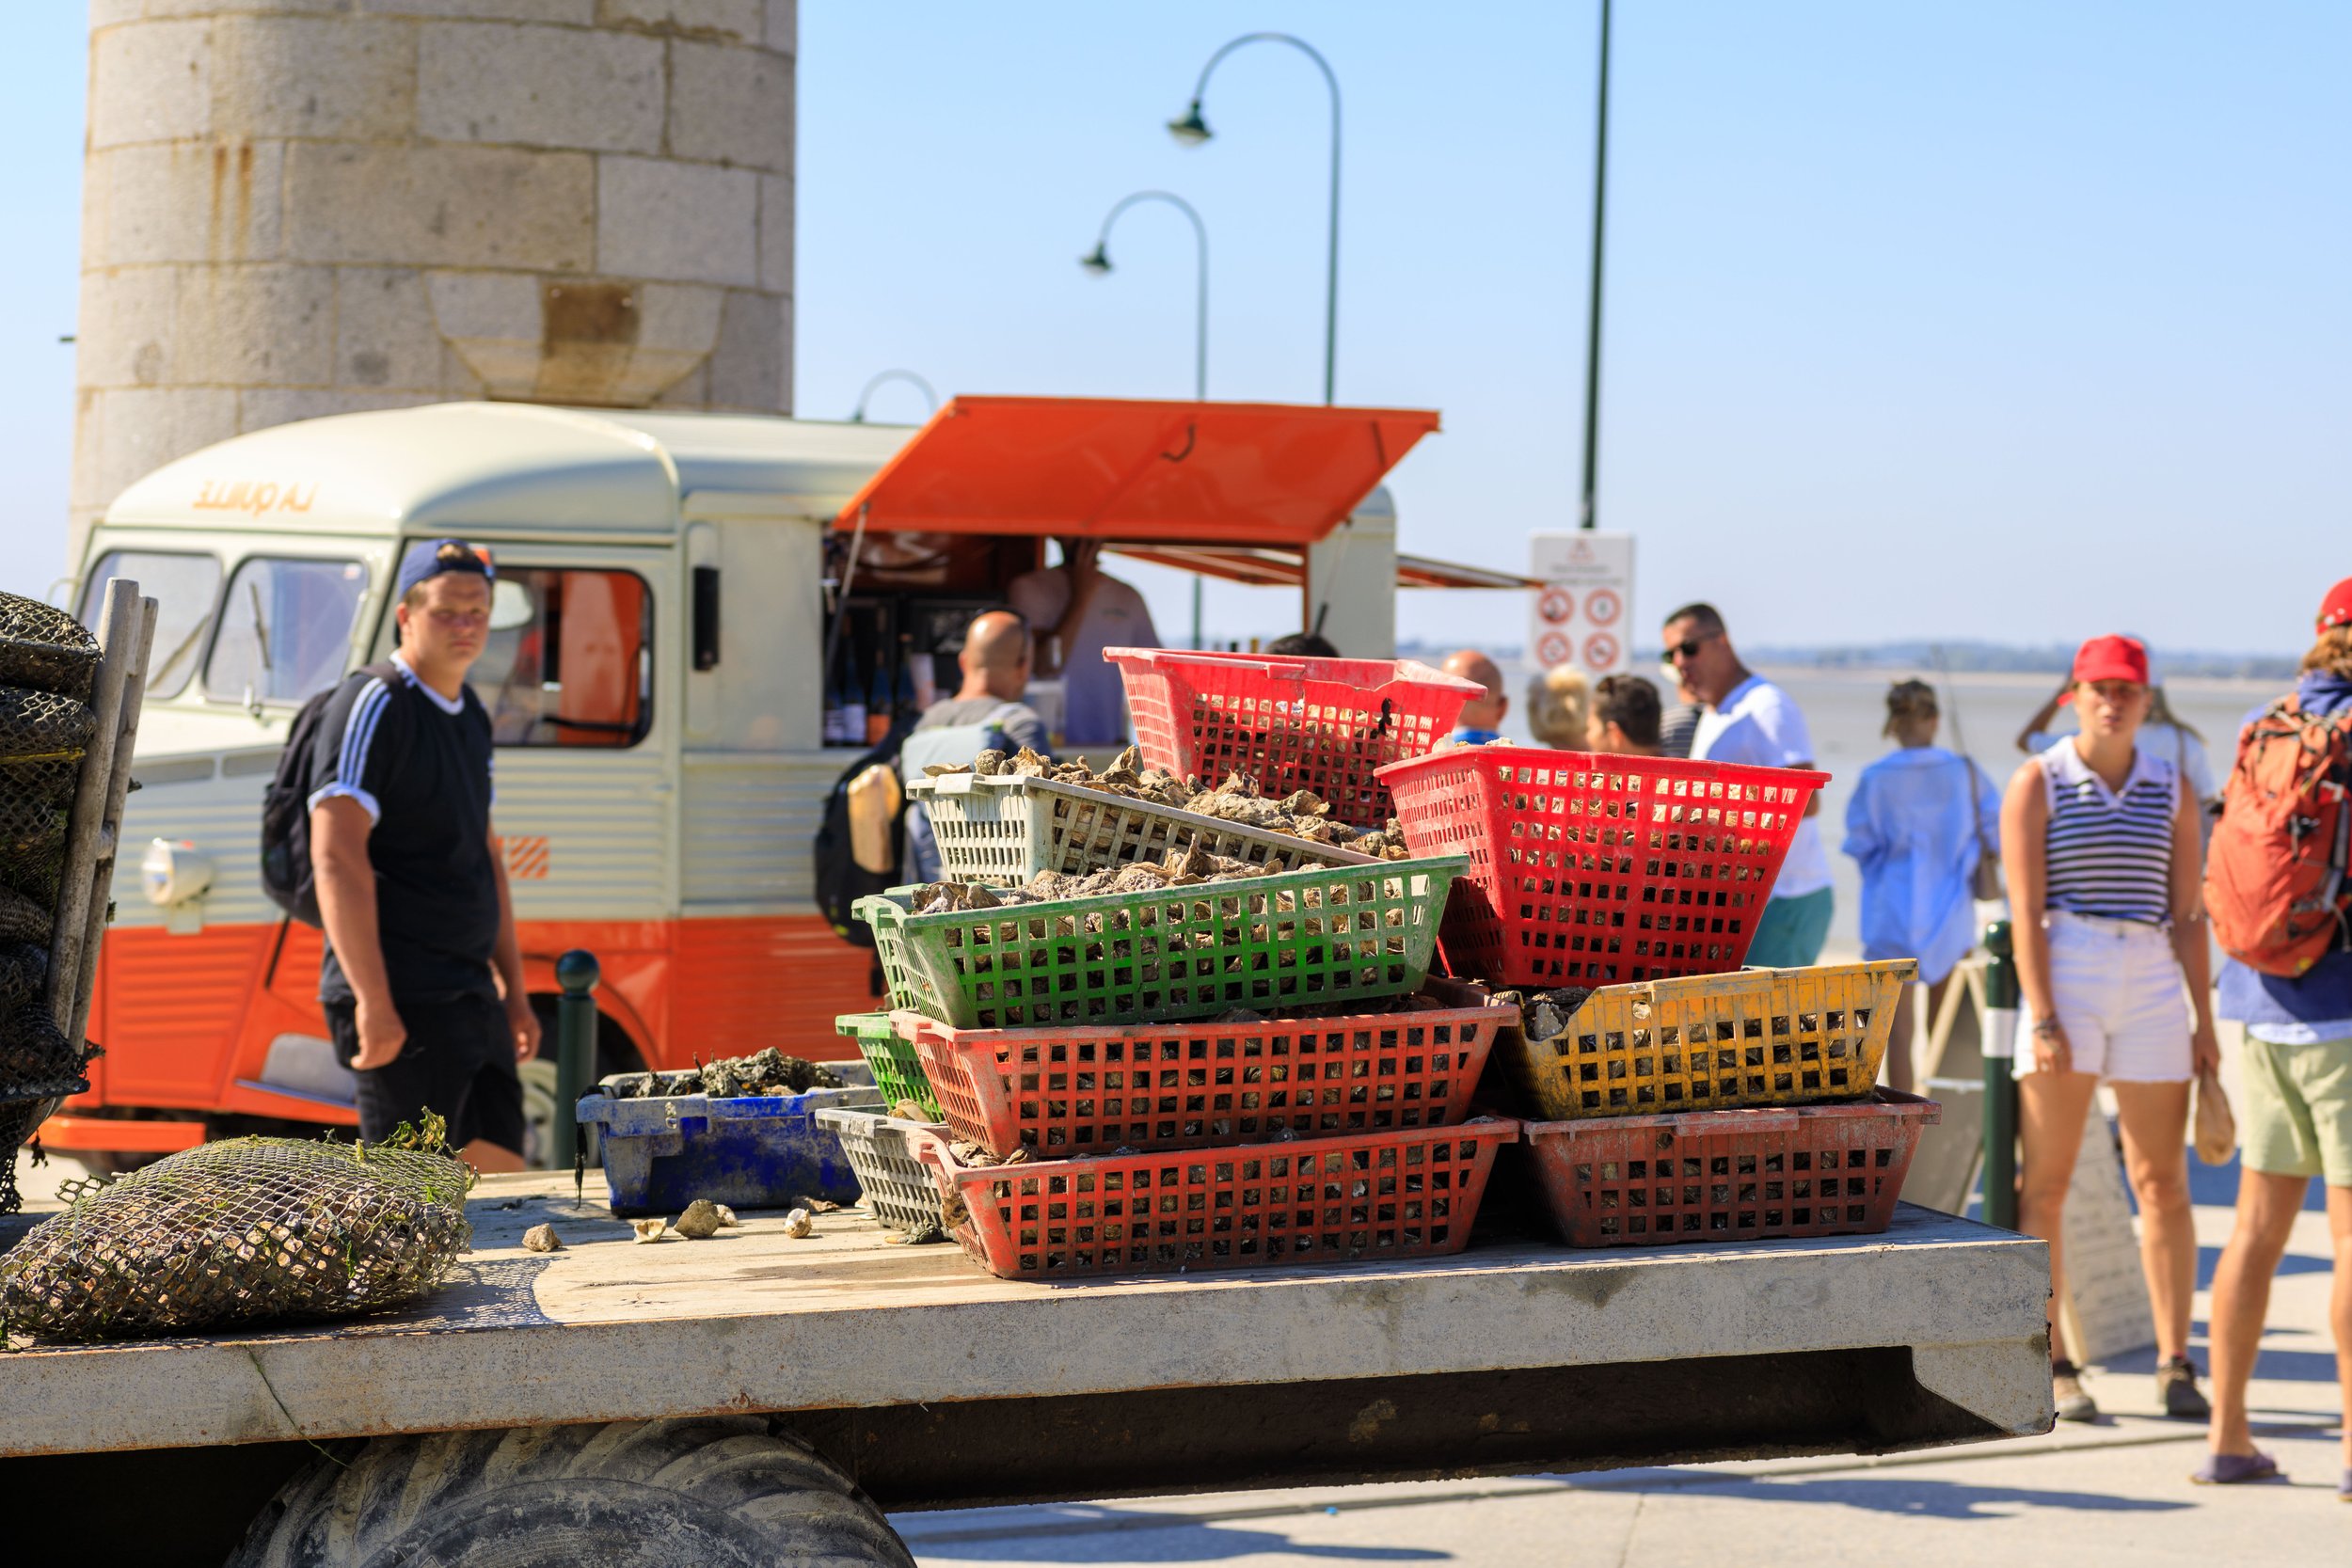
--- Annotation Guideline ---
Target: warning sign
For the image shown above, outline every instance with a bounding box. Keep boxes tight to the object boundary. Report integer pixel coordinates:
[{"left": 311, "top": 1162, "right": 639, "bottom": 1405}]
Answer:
[{"left": 1527, "top": 531, "right": 1633, "bottom": 676}]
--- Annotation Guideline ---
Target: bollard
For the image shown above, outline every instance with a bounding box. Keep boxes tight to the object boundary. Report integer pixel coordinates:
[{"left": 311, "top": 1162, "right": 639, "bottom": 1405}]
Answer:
[
  {"left": 1980, "top": 920, "right": 2019, "bottom": 1230},
  {"left": 553, "top": 949, "right": 600, "bottom": 1172}
]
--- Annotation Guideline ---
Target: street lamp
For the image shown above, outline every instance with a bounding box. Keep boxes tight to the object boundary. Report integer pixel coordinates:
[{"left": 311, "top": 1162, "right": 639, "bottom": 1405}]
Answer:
[
  {"left": 849, "top": 369, "right": 939, "bottom": 423},
  {"left": 1080, "top": 190, "right": 1210, "bottom": 647},
  {"left": 1579, "top": 0, "right": 1613, "bottom": 531},
  {"left": 1168, "top": 32, "right": 1340, "bottom": 404},
  {"left": 1079, "top": 191, "right": 1208, "bottom": 403}
]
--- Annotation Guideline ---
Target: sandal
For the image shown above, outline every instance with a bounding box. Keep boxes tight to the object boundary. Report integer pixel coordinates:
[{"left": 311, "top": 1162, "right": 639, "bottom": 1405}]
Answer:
[{"left": 2190, "top": 1450, "right": 2281, "bottom": 1485}]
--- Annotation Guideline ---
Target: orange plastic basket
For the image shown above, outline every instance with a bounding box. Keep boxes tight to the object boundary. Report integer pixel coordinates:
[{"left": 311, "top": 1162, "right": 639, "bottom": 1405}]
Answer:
[
  {"left": 1105, "top": 648, "right": 1483, "bottom": 828},
  {"left": 914, "top": 1118, "right": 1518, "bottom": 1280},
  {"left": 1521, "top": 1091, "right": 1937, "bottom": 1246},
  {"left": 895, "top": 978, "right": 1515, "bottom": 1160},
  {"left": 1375, "top": 748, "right": 1829, "bottom": 988}
]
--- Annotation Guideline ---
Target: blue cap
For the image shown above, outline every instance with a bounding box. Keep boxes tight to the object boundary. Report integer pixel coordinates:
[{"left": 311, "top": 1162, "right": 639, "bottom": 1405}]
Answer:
[{"left": 395, "top": 538, "right": 494, "bottom": 601}]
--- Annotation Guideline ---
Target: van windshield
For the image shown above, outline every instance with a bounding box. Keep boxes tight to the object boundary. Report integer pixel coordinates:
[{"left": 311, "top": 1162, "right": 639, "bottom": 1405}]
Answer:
[
  {"left": 204, "top": 558, "right": 370, "bottom": 705},
  {"left": 80, "top": 550, "right": 222, "bottom": 699}
]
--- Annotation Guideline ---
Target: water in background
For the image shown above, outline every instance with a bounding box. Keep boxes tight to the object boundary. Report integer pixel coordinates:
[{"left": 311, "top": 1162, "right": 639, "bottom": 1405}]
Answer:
[{"left": 1489, "top": 659, "right": 2280, "bottom": 957}]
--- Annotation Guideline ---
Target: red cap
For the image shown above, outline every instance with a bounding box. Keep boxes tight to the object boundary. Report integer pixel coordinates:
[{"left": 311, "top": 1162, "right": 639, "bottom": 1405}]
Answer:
[
  {"left": 2069, "top": 634, "right": 2149, "bottom": 689},
  {"left": 2319, "top": 577, "right": 2352, "bottom": 633}
]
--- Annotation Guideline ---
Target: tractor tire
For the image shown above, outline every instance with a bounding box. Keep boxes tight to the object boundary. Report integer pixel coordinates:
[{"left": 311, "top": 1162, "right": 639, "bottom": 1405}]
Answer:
[{"left": 224, "top": 1418, "right": 914, "bottom": 1568}]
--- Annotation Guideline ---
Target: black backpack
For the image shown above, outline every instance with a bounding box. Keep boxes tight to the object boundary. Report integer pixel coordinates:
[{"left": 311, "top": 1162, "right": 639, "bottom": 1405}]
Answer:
[
  {"left": 813, "top": 719, "right": 914, "bottom": 950},
  {"left": 260, "top": 660, "right": 400, "bottom": 927}
]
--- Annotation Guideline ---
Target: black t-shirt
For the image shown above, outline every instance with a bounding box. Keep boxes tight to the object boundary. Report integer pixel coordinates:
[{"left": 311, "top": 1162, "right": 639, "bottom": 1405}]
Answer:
[{"left": 308, "top": 657, "right": 501, "bottom": 1006}]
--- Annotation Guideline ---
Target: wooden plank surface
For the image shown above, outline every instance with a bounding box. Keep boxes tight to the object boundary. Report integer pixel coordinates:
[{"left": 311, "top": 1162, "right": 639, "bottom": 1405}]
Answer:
[{"left": 0, "top": 1170, "right": 2049, "bottom": 1460}]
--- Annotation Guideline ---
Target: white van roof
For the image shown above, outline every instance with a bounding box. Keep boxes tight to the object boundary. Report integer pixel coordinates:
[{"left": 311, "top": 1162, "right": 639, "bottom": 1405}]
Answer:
[{"left": 102, "top": 403, "right": 916, "bottom": 538}]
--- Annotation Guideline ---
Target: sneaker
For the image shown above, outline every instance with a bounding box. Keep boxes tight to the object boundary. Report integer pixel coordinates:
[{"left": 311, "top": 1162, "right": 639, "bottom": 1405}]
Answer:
[
  {"left": 2158, "top": 1357, "right": 2211, "bottom": 1420},
  {"left": 2053, "top": 1360, "right": 2099, "bottom": 1423}
]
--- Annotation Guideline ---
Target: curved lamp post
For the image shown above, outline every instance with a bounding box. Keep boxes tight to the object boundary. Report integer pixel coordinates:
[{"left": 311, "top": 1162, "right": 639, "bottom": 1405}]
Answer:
[
  {"left": 1080, "top": 191, "right": 1209, "bottom": 402},
  {"left": 849, "top": 369, "right": 939, "bottom": 423},
  {"left": 1080, "top": 190, "right": 1211, "bottom": 649},
  {"left": 1168, "top": 32, "right": 1340, "bottom": 404}
]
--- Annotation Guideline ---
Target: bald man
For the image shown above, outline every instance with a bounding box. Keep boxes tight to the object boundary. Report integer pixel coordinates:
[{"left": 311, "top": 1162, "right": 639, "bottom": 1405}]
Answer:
[
  {"left": 899, "top": 610, "right": 1054, "bottom": 879},
  {"left": 1441, "top": 649, "right": 1509, "bottom": 746}
]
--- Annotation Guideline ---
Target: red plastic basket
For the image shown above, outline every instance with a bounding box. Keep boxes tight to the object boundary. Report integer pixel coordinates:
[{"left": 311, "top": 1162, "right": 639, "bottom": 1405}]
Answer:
[
  {"left": 1105, "top": 648, "right": 1483, "bottom": 828},
  {"left": 1521, "top": 1091, "right": 1937, "bottom": 1247},
  {"left": 1376, "top": 747, "right": 1829, "bottom": 988},
  {"left": 914, "top": 1118, "right": 1517, "bottom": 1280},
  {"left": 895, "top": 978, "right": 1515, "bottom": 1160}
]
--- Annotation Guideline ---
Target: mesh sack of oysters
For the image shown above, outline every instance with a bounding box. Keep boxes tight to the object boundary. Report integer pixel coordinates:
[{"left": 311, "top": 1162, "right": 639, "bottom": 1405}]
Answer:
[
  {"left": 919, "top": 744, "right": 1415, "bottom": 860},
  {"left": 0, "top": 1120, "right": 472, "bottom": 1342}
]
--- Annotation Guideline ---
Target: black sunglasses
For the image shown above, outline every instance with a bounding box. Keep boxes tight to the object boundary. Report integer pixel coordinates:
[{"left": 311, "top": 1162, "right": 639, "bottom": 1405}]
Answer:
[{"left": 1665, "top": 631, "right": 1719, "bottom": 662}]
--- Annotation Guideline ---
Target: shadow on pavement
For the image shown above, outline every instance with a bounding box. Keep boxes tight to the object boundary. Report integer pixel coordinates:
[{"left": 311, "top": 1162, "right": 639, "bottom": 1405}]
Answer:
[
  {"left": 1616, "top": 1474, "right": 2195, "bottom": 1520},
  {"left": 2185, "top": 1152, "right": 2328, "bottom": 1212},
  {"left": 899, "top": 1505, "right": 1452, "bottom": 1563}
]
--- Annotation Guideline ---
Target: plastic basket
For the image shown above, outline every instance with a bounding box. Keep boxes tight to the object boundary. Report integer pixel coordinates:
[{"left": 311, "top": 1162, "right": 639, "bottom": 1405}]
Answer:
[
  {"left": 854, "top": 855, "right": 1466, "bottom": 1031},
  {"left": 1376, "top": 748, "right": 1829, "bottom": 988},
  {"left": 914, "top": 1118, "right": 1518, "bottom": 1280},
  {"left": 1522, "top": 1090, "right": 1938, "bottom": 1246},
  {"left": 814, "top": 1106, "right": 951, "bottom": 1239},
  {"left": 577, "top": 1082, "right": 882, "bottom": 1217},
  {"left": 897, "top": 977, "right": 1515, "bottom": 1159},
  {"left": 909, "top": 770, "right": 1375, "bottom": 888},
  {"left": 1105, "top": 648, "right": 1484, "bottom": 828},
  {"left": 835, "top": 1010, "right": 941, "bottom": 1120},
  {"left": 1500, "top": 960, "right": 1915, "bottom": 1120}
]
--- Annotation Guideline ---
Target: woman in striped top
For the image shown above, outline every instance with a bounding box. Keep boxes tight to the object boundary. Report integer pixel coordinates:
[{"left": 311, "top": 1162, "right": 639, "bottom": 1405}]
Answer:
[{"left": 2002, "top": 635, "right": 2219, "bottom": 1426}]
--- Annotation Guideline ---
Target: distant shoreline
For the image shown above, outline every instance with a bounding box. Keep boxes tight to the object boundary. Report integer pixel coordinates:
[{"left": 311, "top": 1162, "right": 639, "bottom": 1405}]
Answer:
[{"left": 1399, "top": 641, "right": 2298, "bottom": 684}]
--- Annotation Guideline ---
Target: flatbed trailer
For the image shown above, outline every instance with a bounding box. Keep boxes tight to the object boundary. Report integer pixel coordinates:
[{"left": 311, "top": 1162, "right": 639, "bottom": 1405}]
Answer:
[{"left": 0, "top": 1168, "right": 2050, "bottom": 1566}]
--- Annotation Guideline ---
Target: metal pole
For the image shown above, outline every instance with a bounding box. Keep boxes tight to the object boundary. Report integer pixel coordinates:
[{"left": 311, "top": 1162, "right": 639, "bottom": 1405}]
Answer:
[
  {"left": 1980, "top": 919, "right": 2019, "bottom": 1230},
  {"left": 1579, "top": 0, "right": 1613, "bottom": 531},
  {"left": 554, "top": 948, "right": 599, "bottom": 1170}
]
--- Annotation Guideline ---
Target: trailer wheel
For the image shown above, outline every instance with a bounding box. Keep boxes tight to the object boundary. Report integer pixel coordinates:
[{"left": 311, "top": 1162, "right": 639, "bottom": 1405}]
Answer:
[{"left": 224, "top": 1417, "right": 914, "bottom": 1568}]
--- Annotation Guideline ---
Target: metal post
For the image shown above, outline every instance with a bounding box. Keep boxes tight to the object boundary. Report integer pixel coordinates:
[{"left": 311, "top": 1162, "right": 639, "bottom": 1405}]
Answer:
[
  {"left": 1980, "top": 919, "right": 2019, "bottom": 1230},
  {"left": 554, "top": 949, "right": 599, "bottom": 1170},
  {"left": 1578, "top": 0, "right": 1613, "bottom": 531}
]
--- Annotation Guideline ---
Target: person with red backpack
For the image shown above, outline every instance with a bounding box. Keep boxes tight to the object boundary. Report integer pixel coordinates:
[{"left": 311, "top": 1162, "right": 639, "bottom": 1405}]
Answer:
[{"left": 2199, "top": 578, "right": 2352, "bottom": 1495}]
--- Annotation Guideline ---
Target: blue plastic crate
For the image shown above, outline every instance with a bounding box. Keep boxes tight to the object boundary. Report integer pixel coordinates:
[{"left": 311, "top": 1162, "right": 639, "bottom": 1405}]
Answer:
[{"left": 579, "top": 1082, "right": 882, "bottom": 1217}]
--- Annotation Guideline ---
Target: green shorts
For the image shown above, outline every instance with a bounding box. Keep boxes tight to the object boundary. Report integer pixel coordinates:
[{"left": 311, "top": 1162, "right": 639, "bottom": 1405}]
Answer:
[{"left": 2239, "top": 1034, "right": 2352, "bottom": 1189}]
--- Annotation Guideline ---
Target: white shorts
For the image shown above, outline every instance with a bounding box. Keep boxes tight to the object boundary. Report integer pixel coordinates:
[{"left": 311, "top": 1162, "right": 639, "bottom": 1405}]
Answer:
[{"left": 2013, "top": 911, "right": 2191, "bottom": 1083}]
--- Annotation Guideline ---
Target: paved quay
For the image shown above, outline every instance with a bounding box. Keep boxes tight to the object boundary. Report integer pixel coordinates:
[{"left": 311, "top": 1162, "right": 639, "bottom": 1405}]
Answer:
[{"left": 888, "top": 1155, "right": 2344, "bottom": 1566}]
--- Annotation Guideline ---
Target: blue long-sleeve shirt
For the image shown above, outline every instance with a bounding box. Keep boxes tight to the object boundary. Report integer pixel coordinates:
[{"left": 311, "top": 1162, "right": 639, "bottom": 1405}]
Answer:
[{"left": 1841, "top": 745, "right": 2001, "bottom": 986}]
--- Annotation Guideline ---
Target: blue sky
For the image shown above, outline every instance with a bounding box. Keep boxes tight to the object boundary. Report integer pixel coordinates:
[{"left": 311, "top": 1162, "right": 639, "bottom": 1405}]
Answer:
[{"left": 8, "top": 3, "right": 2347, "bottom": 657}]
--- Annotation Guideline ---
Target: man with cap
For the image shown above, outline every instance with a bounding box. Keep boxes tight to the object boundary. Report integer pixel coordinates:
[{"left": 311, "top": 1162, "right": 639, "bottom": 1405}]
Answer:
[
  {"left": 2201, "top": 575, "right": 2352, "bottom": 1495},
  {"left": 309, "top": 540, "right": 538, "bottom": 1171}
]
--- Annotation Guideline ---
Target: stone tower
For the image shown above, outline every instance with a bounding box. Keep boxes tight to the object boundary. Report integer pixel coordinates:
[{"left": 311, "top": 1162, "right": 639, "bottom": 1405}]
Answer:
[{"left": 73, "top": 1, "right": 796, "bottom": 551}]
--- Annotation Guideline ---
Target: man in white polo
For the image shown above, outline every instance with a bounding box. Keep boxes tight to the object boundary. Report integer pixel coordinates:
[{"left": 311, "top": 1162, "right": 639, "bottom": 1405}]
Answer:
[{"left": 1661, "top": 600, "right": 1835, "bottom": 969}]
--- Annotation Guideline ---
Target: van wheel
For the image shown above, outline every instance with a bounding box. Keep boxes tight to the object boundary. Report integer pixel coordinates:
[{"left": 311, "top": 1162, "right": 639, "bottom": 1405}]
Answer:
[{"left": 225, "top": 1418, "right": 914, "bottom": 1568}]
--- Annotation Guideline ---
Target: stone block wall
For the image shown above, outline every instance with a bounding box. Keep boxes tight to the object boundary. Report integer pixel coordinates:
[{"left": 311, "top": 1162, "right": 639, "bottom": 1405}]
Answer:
[{"left": 73, "top": 0, "right": 797, "bottom": 551}]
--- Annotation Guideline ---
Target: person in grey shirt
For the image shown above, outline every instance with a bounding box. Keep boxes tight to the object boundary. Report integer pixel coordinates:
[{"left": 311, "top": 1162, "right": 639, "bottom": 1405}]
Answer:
[{"left": 912, "top": 610, "right": 1051, "bottom": 755}]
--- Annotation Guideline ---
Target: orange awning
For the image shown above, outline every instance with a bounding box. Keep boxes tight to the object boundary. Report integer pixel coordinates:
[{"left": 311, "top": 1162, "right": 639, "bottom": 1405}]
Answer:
[
  {"left": 1108, "top": 544, "right": 1545, "bottom": 591},
  {"left": 834, "top": 396, "right": 1440, "bottom": 546}
]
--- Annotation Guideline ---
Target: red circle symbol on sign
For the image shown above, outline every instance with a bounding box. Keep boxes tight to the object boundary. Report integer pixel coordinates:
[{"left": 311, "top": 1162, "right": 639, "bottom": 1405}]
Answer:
[
  {"left": 1535, "top": 630, "right": 1573, "bottom": 668},
  {"left": 1582, "top": 587, "right": 1622, "bottom": 627},
  {"left": 1537, "top": 586, "right": 1575, "bottom": 624},
  {"left": 1583, "top": 632, "right": 1621, "bottom": 670}
]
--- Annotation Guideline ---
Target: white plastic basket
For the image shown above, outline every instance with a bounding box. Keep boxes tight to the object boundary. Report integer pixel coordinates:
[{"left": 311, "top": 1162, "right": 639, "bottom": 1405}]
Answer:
[
  {"left": 908, "top": 771, "right": 1373, "bottom": 888},
  {"left": 815, "top": 1106, "right": 950, "bottom": 1240}
]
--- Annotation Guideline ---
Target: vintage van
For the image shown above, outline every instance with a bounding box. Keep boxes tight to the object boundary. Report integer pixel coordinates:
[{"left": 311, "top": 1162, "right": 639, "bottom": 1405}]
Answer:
[{"left": 50, "top": 395, "right": 1512, "bottom": 1163}]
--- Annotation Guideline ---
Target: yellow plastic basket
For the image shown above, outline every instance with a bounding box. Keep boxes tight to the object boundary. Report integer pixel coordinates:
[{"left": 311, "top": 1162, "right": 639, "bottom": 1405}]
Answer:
[{"left": 1501, "top": 959, "right": 1915, "bottom": 1119}]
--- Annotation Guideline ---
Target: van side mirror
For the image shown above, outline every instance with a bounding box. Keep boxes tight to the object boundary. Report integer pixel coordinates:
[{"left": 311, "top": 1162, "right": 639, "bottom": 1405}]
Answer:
[{"left": 692, "top": 565, "right": 721, "bottom": 672}]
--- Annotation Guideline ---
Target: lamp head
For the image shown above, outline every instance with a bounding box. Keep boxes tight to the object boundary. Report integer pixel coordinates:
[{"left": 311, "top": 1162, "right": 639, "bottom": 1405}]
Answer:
[
  {"left": 1079, "top": 243, "right": 1112, "bottom": 276},
  {"left": 1167, "top": 102, "right": 1213, "bottom": 147}
]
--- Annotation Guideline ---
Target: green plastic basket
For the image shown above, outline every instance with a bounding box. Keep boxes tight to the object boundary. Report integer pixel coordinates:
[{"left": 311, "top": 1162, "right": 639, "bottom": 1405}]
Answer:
[
  {"left": 834, "top": 1010, "right": 943, "bottom": 1120},
  {"left": 853, "top": 855, "right": 1467, "bottom": 1031},
  {"left": 908, "top": 771, "right": 1374, "bottom": 888}
]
